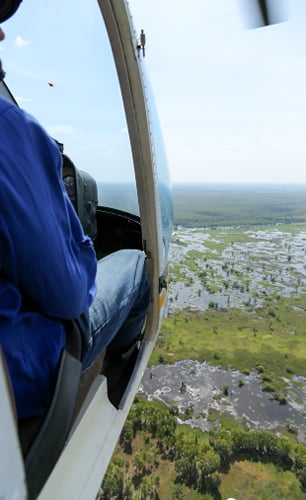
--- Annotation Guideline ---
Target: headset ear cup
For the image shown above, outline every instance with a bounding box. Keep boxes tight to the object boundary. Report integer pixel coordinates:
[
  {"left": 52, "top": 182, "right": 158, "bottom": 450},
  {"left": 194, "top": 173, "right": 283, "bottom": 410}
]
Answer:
[
  {"left": 0, "top": 0, "right": 22, "bottom": 23},
  {"left": 62, "top": 154, "right": 98, "bottom": 241}
]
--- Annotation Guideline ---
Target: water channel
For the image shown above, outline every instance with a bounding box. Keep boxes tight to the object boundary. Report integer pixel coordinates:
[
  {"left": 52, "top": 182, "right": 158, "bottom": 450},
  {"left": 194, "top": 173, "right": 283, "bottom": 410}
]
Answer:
[
  {"left": 139, "top": 226, "right": 306, "bottom": 442},
  {"left": 139, "top": 360, "right": 306, "bottom": 443}
]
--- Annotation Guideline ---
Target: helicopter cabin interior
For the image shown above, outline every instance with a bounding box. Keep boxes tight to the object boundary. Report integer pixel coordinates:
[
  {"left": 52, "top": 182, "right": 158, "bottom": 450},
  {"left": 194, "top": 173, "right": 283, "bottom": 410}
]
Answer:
[{"left": 0, "top": 0, "right": 173, "bottom": 498}]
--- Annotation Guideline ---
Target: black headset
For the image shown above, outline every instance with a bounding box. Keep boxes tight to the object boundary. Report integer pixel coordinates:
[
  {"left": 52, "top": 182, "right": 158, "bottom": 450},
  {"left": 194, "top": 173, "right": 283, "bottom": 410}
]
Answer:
[
  {"left": 0, "top": 0, "right": 22, "bottom": 23},
  {"left": 0, "top": 1, "right": 23, "bottom": 80}
]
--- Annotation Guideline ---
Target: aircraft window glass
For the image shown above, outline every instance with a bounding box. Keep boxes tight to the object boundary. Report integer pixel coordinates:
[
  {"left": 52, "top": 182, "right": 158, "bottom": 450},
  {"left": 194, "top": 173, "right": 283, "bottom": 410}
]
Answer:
[
  {"left": 142, "top": 66, "right": 173, "bottom": 269},
  {"left": 2, "top": 0, "right": 138, "bottom": 215},
  {"left": 0, "top": 81, "right": 16, "bottom": 103}
]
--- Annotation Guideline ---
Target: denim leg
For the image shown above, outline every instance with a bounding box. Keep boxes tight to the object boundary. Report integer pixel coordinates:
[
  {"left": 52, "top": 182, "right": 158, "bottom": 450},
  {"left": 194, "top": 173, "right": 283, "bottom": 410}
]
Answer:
[{"left": 78, "top": 249, "right": 151, "bottom": 369}]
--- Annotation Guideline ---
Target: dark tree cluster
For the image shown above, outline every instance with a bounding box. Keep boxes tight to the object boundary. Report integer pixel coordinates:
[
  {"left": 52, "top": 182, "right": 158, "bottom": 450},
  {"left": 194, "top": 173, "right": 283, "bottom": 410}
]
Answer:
[
  {"left": 101, "top": 399, "right": 306, "bottom": 498},
  {"left": 209, "top": 427, "right": 306, "bottom": 490}
]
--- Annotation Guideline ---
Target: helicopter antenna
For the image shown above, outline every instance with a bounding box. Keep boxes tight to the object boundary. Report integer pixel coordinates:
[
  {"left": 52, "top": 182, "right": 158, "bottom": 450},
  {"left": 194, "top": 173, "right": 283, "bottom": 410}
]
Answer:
[
  {"left": 137, "top": 29, "right": 146, "bottom": 58},
  {"left": 140, "top": 29, "right": 146, "bottom": 57}
]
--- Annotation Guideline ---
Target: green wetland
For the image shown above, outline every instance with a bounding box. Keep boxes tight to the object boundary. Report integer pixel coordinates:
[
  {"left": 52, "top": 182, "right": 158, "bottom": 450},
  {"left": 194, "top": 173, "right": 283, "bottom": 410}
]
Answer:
[
  {"left": 103, "top": 184, "right": 306, "bottom": 499},
  {"left": 142, "top": 222, "right": 306, "bottom": 437}
]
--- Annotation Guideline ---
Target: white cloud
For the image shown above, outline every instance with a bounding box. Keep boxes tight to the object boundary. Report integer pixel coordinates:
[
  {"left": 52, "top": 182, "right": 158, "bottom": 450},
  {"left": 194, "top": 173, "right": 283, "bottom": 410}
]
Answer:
[
  {"left": 46, "top": 124, "right": 74, "bottom": 135},
  {"left": 15, "top": 96, "right": 33, "bottom": 103},
  {"left": 14, "top": 36, "right": 30, "bottom": 48}
]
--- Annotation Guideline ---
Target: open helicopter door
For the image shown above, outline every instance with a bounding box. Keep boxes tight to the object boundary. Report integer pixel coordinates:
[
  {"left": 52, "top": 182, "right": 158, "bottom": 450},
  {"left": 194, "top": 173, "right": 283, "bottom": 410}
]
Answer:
[
  {"left": 99, "top": 0, "right": 173, "bottom": 344},
  {"left": 0, "top": 0, "right": 172, "bottom": 498}
]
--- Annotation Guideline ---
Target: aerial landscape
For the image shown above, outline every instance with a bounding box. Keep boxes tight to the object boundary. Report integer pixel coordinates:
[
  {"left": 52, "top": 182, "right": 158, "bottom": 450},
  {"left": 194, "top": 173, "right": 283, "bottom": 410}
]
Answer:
[
  {"left": 3, "top": 0, "right": 306, "bottom": 498},
  {"left": 102, "top": 183, "right": 306, "bottom": 499}
]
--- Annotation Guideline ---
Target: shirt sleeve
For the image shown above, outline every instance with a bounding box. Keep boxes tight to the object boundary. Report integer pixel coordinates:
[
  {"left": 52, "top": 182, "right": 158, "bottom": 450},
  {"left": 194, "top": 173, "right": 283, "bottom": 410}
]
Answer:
[{"left": 0, "top": 99, "right": 97, "bottom": 319}]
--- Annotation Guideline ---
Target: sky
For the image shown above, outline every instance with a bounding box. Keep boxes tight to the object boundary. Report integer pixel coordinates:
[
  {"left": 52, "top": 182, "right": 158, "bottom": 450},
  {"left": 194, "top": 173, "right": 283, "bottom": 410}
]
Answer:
[
  {"left": 1, "top": 0, "right": 306, "bottom": 184},
  {"left": 129, "top": 0, "right": 306, "bottom": 184}
]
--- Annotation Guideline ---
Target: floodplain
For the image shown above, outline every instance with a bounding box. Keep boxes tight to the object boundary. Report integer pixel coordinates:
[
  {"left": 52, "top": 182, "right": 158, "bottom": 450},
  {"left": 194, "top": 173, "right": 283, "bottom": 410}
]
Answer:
[
  {"left": 144, "top": 222, "right": 306, "bottom": 438},
  {"left": 103, "top": 183, "right": 306, "bottom": 499}
]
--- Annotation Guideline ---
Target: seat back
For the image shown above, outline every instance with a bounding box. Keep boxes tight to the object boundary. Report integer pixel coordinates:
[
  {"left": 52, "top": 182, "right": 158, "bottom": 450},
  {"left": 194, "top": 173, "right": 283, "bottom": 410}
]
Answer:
[
  {"left": 19, "top": 321, "right": 82, "bottom": 499},
  {"left": 24, "top": 350, "right": 82, "bottom": 499}
]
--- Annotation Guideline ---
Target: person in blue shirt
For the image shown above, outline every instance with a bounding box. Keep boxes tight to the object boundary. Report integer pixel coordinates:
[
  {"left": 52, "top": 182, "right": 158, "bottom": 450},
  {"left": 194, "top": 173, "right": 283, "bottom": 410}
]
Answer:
[{"left": 0, "top": 2, "right": 151, "bottom": 420}]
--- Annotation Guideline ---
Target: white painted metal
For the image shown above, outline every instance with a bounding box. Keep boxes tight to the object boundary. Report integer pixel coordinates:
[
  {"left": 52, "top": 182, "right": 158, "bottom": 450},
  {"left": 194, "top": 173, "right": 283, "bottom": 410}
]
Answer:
[
  {"left": 0, "top": 355, "right": 27, "bottom": 500},
  {"left": 38, "top": 375, "right": 115, "bottom": 499},
  {"left": 98, "top": 0, "right": 164, "bottom": 342},
  {"left": 38, "top": 339, "right": 156, "bottom": 499}
]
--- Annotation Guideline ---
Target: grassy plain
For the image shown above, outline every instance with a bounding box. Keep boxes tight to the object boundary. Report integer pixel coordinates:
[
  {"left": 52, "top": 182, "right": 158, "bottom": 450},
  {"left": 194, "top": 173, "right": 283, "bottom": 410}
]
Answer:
[
  {"left": 151, "top": 296, "right": 306, "bottom": 398},
  {"left": 164, "top": 217, "right": 306, "bottom": 397},
  {"left": 173, "top": 183, "right": 306, "bottom": 227},
  {"left": 219, "top": 461, "right": 306, "bottom": 500}
]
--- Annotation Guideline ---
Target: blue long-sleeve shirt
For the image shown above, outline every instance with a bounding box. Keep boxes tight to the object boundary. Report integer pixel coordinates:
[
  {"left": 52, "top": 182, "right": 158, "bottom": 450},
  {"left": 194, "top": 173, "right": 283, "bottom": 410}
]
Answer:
[{"left": 0, "top": 96, "right": 97, "bottom": 419}]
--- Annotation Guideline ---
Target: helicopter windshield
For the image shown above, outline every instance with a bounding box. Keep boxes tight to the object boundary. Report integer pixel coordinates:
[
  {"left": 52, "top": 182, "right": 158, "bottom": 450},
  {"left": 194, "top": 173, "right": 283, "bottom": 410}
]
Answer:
[
  {"left": 1, "top": 0, "right": 138, "bottom": 215},
  {"left": 141, "top": 66, "right": 173, "bottom": 269}
]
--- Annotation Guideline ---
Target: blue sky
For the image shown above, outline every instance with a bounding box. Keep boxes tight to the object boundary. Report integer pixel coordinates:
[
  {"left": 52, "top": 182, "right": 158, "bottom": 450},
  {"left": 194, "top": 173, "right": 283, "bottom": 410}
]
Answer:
[
  {"left": 1, "top": 0, "right": 306, "bottom": 184},
  {"left": 129, "top": 0, "right": 306, "bottom": 183}
]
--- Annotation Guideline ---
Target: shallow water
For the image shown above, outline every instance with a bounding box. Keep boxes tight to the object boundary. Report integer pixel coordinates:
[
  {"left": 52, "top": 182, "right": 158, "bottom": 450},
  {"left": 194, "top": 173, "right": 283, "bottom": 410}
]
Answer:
[
  {"left": 169, "top": 227, "right": 306, "bottom": 312},
  {"left": 139, "top": 360, "right": 306, "bottom": 442},
  {"left": 143, "top": 226, "right": 306, "bottom": 440}
]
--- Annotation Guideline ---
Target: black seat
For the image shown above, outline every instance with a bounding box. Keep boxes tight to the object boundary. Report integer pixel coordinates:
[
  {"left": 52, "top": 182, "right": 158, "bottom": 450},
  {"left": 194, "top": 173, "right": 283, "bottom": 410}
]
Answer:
[{"left": 19, "top": 321, "right": 82, "bottom": 500}]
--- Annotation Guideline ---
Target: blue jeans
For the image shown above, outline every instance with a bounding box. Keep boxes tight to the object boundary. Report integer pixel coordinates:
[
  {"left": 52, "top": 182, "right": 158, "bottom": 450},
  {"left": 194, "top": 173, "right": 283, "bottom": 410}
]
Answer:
[{"left": 77, "top": 249, "right": 151, "bottom": 369}]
